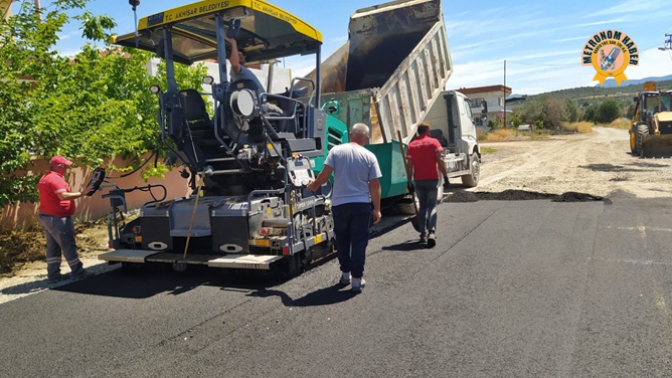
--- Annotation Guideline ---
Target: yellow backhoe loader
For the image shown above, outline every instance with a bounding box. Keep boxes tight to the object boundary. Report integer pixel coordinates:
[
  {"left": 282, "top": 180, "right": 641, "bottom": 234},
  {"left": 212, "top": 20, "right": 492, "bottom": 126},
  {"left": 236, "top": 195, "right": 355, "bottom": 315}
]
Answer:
[{"left": 629, "top": 81, "right": 672, "bottom": 157}]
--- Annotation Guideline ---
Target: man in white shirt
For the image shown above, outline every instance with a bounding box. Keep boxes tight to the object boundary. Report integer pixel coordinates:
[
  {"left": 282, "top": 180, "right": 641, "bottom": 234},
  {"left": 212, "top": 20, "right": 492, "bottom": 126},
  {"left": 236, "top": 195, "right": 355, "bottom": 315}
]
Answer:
[{"left": 307, "top": 123, "right": 382, "bottom": 293}]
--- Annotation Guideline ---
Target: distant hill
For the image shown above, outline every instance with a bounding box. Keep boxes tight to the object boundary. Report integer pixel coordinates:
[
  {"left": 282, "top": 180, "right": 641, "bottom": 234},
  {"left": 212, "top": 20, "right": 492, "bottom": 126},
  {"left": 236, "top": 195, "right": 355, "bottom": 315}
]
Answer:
[
  {"left": 596, "top": 74, "right": 672, "bottom": 88},
  {"left": 525, "top": 75, "right": 672, "bottom": 107}
]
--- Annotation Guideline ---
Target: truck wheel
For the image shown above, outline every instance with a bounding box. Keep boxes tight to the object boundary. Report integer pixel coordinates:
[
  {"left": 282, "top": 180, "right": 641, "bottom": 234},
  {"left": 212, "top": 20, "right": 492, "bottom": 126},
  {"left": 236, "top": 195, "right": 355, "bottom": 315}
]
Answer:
[
  {"left": 283, "top": 251, "right": 306, "bottom": 278},
  {"left": 635, "top": 123, "right": 649, "bottom": 157},
  {"left": 461, "top": 153, "right": 480, "bottom": 187},
  {"left": 395, "top": 195, "right": 419, "bottom": 215}
]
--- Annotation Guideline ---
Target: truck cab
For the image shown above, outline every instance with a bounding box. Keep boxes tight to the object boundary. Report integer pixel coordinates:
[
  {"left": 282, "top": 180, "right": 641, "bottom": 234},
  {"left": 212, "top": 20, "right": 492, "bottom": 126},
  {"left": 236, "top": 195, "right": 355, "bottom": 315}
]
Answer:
[{"left": 423, "top": 90, "right": 480, "bottom": 188}]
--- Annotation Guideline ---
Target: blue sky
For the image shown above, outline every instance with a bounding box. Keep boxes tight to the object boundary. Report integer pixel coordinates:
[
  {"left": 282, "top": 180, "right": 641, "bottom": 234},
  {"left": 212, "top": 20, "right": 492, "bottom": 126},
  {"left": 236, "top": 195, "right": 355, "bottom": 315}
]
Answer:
[{"left": 18, "top": 0, "right": 672, "bottom": 95}]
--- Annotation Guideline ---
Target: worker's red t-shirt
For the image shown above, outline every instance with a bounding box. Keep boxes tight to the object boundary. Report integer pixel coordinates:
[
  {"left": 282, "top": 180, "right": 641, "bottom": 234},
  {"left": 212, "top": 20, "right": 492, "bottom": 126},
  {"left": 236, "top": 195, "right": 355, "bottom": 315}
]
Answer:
[
  {"left": 406, "top": 135, "right": 444, "bottom": 181},
  {"left": 38, "top": 171, "right": 75, "bottom": 217}
]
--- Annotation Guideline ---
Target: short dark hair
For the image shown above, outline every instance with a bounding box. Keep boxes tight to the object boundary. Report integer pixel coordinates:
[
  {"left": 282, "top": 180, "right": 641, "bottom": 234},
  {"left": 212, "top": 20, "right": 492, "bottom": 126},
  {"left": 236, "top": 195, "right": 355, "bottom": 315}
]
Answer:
[{"left": 417, "top": 122, "right": 430, "bottom": 135}]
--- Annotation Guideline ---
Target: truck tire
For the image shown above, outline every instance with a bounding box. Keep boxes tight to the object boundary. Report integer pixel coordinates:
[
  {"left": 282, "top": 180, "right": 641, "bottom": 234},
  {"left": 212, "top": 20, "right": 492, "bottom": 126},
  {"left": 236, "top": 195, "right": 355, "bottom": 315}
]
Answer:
[
  {"left": 635, "top": 123, "right": 649, "bottom": 157},
  {"left": 396, "top": 195, "right": 419, "bottom": 216},
  {"left": 461, "top": 153, "right": 480, "bottom": 187}
]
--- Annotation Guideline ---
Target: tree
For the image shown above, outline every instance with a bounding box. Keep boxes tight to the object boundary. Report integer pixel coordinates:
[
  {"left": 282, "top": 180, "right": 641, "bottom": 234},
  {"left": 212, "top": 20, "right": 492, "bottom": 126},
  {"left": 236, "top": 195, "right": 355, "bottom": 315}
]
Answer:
[
  {"left": 564, "top": 99, "right": 580, "bottom": 123},
  {"left": 595, "top": 99, "right": 621, "bottom": 124},
  {"left": 508, "top": 111, "right": 523, "bottom": 129},
  {"left": 583, "top": 103, "right": 599, "bottom": 123},
  {"left": 0, "top": 0, "right": 207, "bottom": 207},
  {"left": 520, "top": 95, "right": 565, "bottom": 129},
  {"left": 624, "top": 103, "right": 636, "bottom": 119}
]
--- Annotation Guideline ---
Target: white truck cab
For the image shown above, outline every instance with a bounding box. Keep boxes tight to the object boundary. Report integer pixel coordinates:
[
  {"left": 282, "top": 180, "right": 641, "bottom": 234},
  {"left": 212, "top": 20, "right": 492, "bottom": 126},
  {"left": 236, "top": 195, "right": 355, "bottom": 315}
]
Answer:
[{"left": 422, "top": 90, "right": 480, "bottom": 188}]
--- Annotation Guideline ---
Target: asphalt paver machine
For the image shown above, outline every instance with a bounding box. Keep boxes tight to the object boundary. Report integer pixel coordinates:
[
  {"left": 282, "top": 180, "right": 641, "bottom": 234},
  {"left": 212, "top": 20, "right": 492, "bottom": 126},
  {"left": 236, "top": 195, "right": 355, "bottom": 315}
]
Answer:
[{"left": 99, "top": 0, "right": 349, "bottom": 276}]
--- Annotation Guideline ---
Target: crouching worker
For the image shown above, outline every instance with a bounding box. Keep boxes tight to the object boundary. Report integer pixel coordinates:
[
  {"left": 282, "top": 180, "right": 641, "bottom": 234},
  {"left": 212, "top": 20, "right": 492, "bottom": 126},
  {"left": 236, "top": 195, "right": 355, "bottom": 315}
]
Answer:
[{"left": 307, "top": 123, "right": 382, "bottom": 293}]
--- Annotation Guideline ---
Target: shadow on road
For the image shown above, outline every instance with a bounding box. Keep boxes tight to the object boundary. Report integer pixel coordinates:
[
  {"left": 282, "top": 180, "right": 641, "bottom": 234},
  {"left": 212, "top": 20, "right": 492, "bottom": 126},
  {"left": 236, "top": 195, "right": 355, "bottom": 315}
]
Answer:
[
  {"left": 248, "top": 282, "right": 357, "bottom": 307},
  {"left": 382, "top": 240, "right": 424, "bottom": 251},
  {"left": 578, "top": 162, "right": 666, "bottom": 173},
  {"left": 44, "top": 267, "right": 286, "bottom": 300}
]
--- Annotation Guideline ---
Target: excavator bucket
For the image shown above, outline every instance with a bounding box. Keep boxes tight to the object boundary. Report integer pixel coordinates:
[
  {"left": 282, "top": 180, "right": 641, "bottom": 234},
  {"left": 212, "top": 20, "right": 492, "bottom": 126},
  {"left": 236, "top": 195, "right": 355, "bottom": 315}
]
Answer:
[
  {"left": 345, "top": 0, "right": 442, "bottom": 91},
  {"left": 641, "top": 134, "right": 672, "bottom": 157},
  {"left": 641, "top": 112, "right": 672, "bottom": 157}
]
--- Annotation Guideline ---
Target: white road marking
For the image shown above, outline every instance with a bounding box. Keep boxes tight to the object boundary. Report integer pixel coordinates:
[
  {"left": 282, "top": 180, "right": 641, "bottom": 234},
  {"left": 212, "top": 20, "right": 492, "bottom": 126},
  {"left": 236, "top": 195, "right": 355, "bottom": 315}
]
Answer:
[
  {"left": 592, "top": 257, "right": 672, "bottom": 267},
  {"left": 603, "top": 226, "right": 672, "bottom": 233}
]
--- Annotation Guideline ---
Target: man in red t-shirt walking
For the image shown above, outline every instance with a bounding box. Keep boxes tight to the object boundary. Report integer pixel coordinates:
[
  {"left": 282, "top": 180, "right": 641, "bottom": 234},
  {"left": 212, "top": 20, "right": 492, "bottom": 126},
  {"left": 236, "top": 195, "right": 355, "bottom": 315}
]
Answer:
[
  {"left": 38, "top": 156, "right": 93, "bottom": 283},
  {"left": 405, "top": 123, "right": 449, "bottom": 247}
]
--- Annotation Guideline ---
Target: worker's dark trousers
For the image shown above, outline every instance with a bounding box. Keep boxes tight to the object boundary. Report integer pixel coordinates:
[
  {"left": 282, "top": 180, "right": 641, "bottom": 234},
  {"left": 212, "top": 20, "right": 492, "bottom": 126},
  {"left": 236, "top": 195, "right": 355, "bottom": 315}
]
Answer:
[
  {"left": 38, "top": 214, "right": 85, "bottom": 279},
  {"left": 415, "top": 179, "right": 439, "bottom": 236},
  {"left": 332, "top": 202, "right": 372, "bottom": 279}
]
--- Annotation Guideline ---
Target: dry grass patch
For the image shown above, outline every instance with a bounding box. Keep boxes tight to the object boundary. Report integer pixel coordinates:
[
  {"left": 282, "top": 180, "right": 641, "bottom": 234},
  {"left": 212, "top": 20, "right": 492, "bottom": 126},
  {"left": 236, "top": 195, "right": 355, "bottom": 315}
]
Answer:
[
  {"left": 0, "top": 217, "right": 113, "bottom": 276},
  {"left": 606, "top": 118, "right": 631, "bottom": 129},
  {"left": 493, "top": 129, "right": 515, "bottom": 138},
  {"left": 563, "top": 122, "right": 594, "bottom": 133}
]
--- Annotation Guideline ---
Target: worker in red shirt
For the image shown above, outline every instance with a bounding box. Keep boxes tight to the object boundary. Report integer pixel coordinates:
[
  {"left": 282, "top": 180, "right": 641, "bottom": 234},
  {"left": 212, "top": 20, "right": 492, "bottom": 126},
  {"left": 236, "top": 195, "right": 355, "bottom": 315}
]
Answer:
[
  {"left": 405, "top": 123, "right": 449, "bottom": 247},
  {"left": 38, "top": 155, "right": 94, "bottom": 283}
]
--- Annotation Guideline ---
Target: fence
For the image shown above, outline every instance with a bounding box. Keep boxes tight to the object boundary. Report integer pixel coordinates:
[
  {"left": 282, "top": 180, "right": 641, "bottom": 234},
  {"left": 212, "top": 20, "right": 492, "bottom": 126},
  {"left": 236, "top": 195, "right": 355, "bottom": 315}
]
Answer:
[{"left": 1, "top": 156, "right": 190, "bottom": 231}]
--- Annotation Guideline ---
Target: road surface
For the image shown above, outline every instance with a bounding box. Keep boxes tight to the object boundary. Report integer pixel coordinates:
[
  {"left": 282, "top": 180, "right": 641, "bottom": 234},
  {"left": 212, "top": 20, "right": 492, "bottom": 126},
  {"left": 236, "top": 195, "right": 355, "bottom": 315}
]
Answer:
[{"left": 1, "top": 128, "right": 671, "bottom": 378}]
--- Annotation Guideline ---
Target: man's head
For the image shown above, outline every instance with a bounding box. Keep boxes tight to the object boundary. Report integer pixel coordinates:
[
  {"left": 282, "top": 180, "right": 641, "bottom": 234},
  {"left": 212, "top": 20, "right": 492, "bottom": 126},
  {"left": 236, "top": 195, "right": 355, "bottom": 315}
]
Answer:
[
  {"left": 417, "top": 122, "right": 430, "bottom": 136},
  {"left": 49, "top": 155, "right": 73, "bottom": 174},
  {"left": 226, "top": 48, "right": 246, "bottom": 66},
  {"left": 350, "top": 123, "right": 370, "bottom": 146}
]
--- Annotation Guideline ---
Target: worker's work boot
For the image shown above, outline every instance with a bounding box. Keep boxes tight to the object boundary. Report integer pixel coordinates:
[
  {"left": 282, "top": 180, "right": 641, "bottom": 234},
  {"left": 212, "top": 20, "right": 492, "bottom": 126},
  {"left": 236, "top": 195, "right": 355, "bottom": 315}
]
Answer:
[
  {"left": 351, "top": 278, "right": 366, "bottom": 293},
  {"left": 419, "top": 233, "right": 427, "bottom": 245},
  {"left": 427, "top": 233, "right": 436, "bottom": 248}
]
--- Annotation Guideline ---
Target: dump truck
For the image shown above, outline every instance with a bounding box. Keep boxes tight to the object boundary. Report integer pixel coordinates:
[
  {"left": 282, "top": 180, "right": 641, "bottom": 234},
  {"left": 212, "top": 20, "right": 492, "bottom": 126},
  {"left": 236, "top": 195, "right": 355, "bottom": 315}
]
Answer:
[
  {"left": 630, "top": 81, "right": 672, "bottom": 158},
  {"left": 97, "top": 0, "right": 353, "bottom": 276},
  {"left": 304, "top": 0, "right": 480, "bottom": 209}
]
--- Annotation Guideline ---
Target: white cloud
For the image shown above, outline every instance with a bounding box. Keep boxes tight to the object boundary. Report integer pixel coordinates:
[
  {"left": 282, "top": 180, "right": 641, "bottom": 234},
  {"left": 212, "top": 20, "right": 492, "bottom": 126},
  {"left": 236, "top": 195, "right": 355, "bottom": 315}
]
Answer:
[
  {"left": 56, "top": 49, "right": 82, "bottom": 58},
  {"left": 552, "top": 36, "right": 589, "bottom": 43},
  {"left": 586, "top": 0, "right": 664, "bottom": 18},
  {"left": 57, "top": 30, "right": 79, "bottom": 41},
  {"left": 448, "top": 47, "right": 672, "bottom": 95},
  {"left": 624, "top": 48, "right": 672, "bottom": 79},
  {"left": 286, "top": 57, "right": 317, "bottom": 78},
  {"left": 568, "top": 18, "right": 627, "bottom": 29}
]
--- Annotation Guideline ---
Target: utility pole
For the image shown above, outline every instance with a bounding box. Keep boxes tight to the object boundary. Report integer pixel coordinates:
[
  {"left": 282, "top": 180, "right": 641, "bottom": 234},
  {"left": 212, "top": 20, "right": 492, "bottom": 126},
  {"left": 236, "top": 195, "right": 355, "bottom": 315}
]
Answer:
[
  {"left": 503, "top": 59, "right": 507, "bottom": 129},
  {"left": 659, "top": 34, "right": 672, "bottom": 51},
  {"left": 35, "top": 0, "right": 41, "bottom": 23}
]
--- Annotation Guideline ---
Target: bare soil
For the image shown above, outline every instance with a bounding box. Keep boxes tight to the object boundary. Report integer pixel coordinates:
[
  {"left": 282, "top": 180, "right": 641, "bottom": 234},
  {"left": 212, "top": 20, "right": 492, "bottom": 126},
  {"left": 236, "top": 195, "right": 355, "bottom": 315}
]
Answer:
[{"left": 449, "top": 127, "right": 672, "bottom": 201}]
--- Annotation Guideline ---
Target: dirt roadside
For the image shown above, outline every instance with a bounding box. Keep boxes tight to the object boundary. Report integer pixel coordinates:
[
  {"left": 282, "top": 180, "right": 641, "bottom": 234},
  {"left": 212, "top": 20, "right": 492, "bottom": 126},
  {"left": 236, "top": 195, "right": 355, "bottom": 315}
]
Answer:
[
  {"left": 455, "top": 126, "right": 672, "bottom": 200},
  {"left": 1, "top": 126, "right": 670, "bottom": 302}
]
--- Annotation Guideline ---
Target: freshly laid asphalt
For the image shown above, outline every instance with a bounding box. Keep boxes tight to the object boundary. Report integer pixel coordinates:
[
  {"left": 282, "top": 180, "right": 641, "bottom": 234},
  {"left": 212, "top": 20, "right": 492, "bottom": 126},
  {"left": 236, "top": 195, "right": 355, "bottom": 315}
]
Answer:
[{"left": 2, "top": 194, "right": 672, "bottom": 378}]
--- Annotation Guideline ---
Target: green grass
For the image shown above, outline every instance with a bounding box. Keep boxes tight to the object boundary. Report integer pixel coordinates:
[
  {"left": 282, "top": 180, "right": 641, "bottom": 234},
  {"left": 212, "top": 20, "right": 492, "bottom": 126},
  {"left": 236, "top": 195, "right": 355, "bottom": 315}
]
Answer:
[{"left": 481, "top": 147, "right": 497, "bottom": 154}]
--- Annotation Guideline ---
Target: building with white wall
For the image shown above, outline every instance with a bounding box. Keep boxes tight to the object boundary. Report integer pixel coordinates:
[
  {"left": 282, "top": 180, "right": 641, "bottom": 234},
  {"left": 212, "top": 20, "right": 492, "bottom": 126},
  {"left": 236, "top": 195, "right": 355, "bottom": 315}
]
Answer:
[
  {"left": 144, "top": 58, "right": 294, "bottom": 97},
  {"left": 455, "top": 85, "right": 513, "bottom": 126}
]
